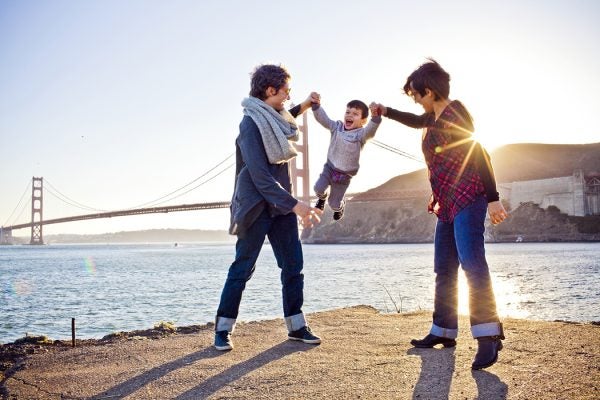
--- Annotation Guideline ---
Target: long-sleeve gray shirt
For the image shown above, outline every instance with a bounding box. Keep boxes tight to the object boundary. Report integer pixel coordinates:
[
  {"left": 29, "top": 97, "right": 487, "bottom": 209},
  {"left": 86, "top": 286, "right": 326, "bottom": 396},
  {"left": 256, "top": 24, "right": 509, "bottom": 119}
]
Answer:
[{"left": 312, "top": 105, "right": 381, "bottom": 175}]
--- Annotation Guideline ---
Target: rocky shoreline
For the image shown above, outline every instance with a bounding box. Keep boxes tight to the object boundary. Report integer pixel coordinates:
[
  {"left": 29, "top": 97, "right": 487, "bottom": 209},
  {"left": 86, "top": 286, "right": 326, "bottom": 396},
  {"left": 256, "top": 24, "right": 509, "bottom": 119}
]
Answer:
[
  {"left": 0, "top": 322, "right": 211, "bottom": 384},
  {"left": 303, "top": 200, "right": 600, "bottom": 243}
]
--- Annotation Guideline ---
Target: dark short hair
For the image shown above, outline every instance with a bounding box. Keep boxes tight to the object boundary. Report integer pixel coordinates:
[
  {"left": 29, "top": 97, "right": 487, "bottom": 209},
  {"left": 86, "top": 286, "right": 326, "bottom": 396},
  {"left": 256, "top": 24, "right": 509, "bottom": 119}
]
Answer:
[
  {"left": 403, "top": 59, "right": 450, "bottom": 101},
  {"left": 346, "top": 99, "right": 369, "bottom": 119},
  {"left": 249, "top": 64, "right": 290, "bottom": 100}
]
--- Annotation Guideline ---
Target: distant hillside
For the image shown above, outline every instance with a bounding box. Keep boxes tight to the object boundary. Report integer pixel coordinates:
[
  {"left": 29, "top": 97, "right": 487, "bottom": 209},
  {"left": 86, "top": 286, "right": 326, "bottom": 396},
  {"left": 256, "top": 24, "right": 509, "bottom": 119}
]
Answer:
[
  {"left": 365, "top": 142, "right": 600, "bottom": 195},
  {"left": 44, "top": 229, "right": 234, "bottom": 244},
  {"left": 490, "top": 142, "right": 600, "bottom": 183},
  {"left": 304, "top": 142, "right": 600, "bottom": 243}
]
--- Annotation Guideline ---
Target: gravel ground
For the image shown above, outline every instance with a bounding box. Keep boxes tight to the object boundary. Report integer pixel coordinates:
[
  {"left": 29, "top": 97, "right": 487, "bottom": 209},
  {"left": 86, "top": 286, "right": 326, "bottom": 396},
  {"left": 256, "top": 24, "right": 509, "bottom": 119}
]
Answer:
[{"left": 1, "top": 306, "right": 599, "bottom": 399}]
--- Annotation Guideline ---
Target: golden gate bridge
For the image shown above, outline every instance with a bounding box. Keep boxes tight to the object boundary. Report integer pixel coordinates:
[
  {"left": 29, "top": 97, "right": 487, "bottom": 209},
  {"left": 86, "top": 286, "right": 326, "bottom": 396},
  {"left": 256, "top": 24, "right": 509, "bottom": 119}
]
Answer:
[
  {"left": 1, "top": 114, "right": 314, "bottom": 245},
  {"left": 1, "top": 115, "right": 424, "bottom": 245}
]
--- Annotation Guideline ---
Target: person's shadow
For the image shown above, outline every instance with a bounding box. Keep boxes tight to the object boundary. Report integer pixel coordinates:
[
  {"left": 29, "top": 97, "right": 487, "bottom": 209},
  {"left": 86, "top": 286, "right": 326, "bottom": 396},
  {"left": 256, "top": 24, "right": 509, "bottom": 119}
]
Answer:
[
  {"left": 91, "top": 341, "right": 313, "bottom": 400},
  {"left": 175, "top": 340, "right": 315, "bottom": 399},
  {"left": 407, "top": 347, "right": 455, "bottom": 400},
  {"left": 471, "top": 369, "right": 508, "bottom": 400},
  {"left": 408, "top": 347, "right": 509, "bottom": 400}
]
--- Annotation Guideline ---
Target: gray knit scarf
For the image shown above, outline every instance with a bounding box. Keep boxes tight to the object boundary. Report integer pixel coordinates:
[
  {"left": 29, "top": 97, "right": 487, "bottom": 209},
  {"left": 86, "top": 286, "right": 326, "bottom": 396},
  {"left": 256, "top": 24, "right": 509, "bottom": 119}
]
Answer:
[{"left": 242, "top": 97, "right": 299, "bottom": 164}]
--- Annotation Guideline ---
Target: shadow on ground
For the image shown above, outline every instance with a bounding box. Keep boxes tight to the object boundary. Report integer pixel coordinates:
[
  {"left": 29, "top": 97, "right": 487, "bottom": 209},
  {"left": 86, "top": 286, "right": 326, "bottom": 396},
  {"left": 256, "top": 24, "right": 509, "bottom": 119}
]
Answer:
[
  {"left": 407, "top": 347, "right": 507, "bottom": 400},
  {"left": 91, "top": 340, "right": 314, "bottom": 399}
]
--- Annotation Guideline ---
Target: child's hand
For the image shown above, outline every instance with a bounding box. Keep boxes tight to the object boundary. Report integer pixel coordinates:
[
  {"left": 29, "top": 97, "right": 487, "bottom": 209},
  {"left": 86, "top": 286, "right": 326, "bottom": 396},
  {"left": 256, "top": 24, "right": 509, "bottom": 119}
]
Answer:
[
  {"left": 309, "top": 92, "right": 321, "bottom": 105},
  {"left": 370, "top": 102, "right": 387, "bottom": 117},
  {"left": 300, "top": 92, "right": 320, "bottom": 112},
  {"left": 369, "top": 102, "right": 380, "bottom": 117}
]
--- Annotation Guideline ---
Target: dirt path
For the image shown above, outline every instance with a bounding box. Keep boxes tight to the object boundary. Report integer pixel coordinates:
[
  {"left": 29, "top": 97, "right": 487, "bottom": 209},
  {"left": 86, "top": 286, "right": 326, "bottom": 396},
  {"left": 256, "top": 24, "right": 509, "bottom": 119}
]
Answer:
[{"left": 1, "top": 306, "right": 598, "bottom": 399}]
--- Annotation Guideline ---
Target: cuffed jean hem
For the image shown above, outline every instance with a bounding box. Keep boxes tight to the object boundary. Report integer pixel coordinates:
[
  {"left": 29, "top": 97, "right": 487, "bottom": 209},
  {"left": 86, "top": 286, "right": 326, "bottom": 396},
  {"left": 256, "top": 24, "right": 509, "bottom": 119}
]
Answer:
[
  {"left": 216, "top": 316, "right": 236, "bottom": 333},
  {"left": 471, "top": 322, "right": 502, "bottom": 338},
  {"left": 430, "top": 323, "right": 458, "bottom": 339},
  {"left": 285, "top": 312, "right": 307, "bottom": 332}
]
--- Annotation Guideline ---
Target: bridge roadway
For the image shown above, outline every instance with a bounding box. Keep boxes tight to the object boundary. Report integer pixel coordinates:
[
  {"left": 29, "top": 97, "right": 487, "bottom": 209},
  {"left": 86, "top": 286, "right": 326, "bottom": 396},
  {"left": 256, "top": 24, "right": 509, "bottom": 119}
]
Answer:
[
  {"left": 3, "top": 190, "right": 429, "bottom": 231},
  {"left": 4, "top": 202, "right": 231, "bottom": 231}
]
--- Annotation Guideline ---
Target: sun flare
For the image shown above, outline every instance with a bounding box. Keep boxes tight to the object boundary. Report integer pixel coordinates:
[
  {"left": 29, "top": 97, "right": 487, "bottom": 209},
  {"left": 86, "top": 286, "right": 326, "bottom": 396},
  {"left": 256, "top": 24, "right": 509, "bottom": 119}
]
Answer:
[{"left": 457, "top": 270, "right": 530, "bottom": 319}]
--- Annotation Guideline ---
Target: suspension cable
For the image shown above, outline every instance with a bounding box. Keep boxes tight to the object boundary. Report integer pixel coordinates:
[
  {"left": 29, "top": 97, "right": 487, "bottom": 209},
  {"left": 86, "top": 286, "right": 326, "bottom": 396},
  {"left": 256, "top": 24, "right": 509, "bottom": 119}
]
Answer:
[
  {"left": 44, "top": 184, "right": 108, "bottom": 213},
  {"left": 3, "top": 181, "right": 31, "bottom": 226},
  {"left": 128, "top": 152, "right": 235, "bottom": 209},
  {"left": 11, "top": 199, "right": 31, "bottom": 227},
  {"left": 371, "top": 140, "right": 424, "bottom": 163},
  {"left": 44, "top": 179, "right": 107, "bottom": 212},
  {"left": 142, "top": 161, "right": 236, "bottom": 207}
]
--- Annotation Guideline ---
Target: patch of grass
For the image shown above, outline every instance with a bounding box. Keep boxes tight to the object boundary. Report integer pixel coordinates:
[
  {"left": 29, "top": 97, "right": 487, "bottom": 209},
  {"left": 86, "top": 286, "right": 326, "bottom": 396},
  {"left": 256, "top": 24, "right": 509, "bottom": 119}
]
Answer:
[
  {"left": 154, "top": 321, "right": 176, "bottom": 333},
  {"left": 14, "top": 334, "right": 53, "bottom": 345},
  {"left": 382, "top": 285, "right": 406, "bottom": 313}
]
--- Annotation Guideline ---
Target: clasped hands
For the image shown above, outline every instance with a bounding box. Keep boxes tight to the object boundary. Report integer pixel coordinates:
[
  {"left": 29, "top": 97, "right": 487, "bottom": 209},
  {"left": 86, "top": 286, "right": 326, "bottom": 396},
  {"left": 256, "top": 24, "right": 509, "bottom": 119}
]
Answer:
[{"left": 304, "top": 93, "right": 385, "bottom": 118}]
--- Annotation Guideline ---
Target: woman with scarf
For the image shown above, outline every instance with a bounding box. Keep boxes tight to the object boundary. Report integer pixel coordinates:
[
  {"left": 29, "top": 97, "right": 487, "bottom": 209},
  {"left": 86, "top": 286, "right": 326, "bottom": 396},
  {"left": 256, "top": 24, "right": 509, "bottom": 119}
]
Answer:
[{"left": 214, "top": 64, "right": 323, "bottom": 351}]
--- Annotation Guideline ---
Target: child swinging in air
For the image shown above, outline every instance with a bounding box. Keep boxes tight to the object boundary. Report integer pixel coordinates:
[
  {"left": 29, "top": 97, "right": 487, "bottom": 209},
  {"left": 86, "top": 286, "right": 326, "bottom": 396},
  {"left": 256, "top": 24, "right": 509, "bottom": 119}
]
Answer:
[{"left": 310, "top": 93, "right": 381, "bottom": 220}]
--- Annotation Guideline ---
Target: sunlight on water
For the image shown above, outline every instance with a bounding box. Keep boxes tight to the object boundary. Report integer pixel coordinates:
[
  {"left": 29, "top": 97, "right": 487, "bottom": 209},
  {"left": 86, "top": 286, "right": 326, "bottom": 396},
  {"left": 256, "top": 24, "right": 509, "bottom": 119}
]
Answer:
[
  {"left": 0, "top": 242, "right": 598, "bottom": 343},
  {"left": 490, "top": 273, "right": 532, "bottom": 319},
  {"left": 457, "top": 271, "right": 531, "bottom": 319}
]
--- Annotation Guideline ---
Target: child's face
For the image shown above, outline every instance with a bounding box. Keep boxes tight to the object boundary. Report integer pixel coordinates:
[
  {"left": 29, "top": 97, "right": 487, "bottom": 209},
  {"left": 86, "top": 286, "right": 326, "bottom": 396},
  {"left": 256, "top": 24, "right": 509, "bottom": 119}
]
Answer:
[{"left": 344, "top": 107, "right": 367, "bottom": 130}]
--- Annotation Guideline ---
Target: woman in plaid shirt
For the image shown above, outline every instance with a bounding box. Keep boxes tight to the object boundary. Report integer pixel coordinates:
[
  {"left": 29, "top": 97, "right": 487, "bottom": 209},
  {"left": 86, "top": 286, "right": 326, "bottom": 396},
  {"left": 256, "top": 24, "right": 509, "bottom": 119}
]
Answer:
[{"left": 373, "top": 59, "right": 508, "bottom": 370}]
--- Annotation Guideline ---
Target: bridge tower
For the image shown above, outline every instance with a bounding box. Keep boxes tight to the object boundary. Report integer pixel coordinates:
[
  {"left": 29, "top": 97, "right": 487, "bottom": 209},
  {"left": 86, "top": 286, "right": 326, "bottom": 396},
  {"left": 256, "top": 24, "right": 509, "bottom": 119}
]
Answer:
[
  {"left": 0, "top": 227, "right": 12, "bottom": 245},
  {"left": 30, "top": 177, "right": 44, "bottom": 245},
  {"left": 290, "top": 112, "right": 310, "bottom": 205}
]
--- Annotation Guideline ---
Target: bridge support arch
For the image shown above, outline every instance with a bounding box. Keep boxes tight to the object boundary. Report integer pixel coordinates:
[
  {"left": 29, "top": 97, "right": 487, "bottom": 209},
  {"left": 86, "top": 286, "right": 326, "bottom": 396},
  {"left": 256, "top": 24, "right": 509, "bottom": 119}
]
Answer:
[
  {"left": 290, "top": 112, "right": 310, "bottom": 204},
  {"left": 30, "top": 177, "right": 44, "bottom": 245}
]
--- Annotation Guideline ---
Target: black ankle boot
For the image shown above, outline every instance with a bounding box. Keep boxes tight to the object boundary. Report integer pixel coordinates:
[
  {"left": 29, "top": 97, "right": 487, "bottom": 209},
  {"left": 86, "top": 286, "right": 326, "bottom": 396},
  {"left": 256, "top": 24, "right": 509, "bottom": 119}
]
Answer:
[
  {"left": 410, "top": 333, "right": 457, "bottom": 348},
  {"left": 472, "top": 335, "right": 504, "bottom": 370}
]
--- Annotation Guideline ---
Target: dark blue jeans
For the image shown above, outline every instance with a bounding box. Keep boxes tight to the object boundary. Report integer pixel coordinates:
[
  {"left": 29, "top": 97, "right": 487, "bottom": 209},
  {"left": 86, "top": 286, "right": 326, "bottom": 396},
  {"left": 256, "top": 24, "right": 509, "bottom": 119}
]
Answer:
[
  {"left": 431, "top": 195, "right": 502, "bottom": 339},
  {"left": 216, "top": 209, "right": 306, "bottom": 332}
]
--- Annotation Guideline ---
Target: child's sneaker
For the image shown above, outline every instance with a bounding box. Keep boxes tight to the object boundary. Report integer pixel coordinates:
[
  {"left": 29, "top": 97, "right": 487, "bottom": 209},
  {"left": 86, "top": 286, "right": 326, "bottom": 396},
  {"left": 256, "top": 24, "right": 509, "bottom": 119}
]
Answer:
[
  {"left": 288, "top": 326, "right": 321, "bottom": 344},
  {"left": 315, "top": 198, "right": 326, "bottom": 210},
  {"left": 333, "top": 207, "right": 344, "bottom": 220},
  {"left": 214, "top": 330, "right": 233, "bottom": 351}
]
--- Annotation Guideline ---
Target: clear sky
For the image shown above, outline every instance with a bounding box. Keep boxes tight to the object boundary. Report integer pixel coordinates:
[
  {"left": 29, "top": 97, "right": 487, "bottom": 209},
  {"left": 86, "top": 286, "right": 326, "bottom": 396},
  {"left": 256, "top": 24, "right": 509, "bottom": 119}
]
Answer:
[{"left": 1, "top": 0, "right": 599, "bottom": 236}]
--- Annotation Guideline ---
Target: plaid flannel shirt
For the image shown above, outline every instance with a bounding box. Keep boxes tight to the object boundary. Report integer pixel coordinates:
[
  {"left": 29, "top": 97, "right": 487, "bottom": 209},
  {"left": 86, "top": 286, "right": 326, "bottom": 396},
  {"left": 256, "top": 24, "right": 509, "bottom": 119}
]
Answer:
[{"left": 422, "top": 101, "right": 486, "bottom": 223}]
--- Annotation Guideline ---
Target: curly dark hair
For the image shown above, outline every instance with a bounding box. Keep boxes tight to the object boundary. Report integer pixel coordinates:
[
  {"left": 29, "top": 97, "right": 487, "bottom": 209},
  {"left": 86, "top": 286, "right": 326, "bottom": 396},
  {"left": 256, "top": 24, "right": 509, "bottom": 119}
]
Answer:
[
  {"left": 346, "top": 100, "right": 369, "bottom": 119},
  {"left": 249, "top": 64, "right": 291, "bottom": 100},
  {"left": 403, "top": 58, "right": 450, "bottom": 101}
]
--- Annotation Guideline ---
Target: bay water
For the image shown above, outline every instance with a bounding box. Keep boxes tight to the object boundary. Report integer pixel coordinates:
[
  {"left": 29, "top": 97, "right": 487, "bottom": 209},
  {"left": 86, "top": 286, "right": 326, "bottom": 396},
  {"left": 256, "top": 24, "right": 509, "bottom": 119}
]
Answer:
[{"left": 1, "top": 242, "right": 599, "bottom": 344}]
